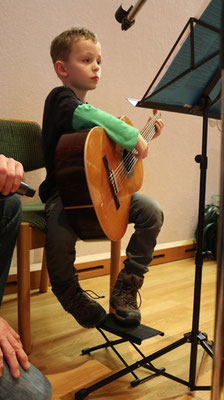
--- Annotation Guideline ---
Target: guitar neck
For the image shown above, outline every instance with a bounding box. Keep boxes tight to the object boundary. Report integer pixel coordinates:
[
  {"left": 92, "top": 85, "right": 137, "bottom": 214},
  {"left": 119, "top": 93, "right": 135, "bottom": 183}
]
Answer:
[{"left": 140, "top": 111, "right": 161, "bottom": 144}]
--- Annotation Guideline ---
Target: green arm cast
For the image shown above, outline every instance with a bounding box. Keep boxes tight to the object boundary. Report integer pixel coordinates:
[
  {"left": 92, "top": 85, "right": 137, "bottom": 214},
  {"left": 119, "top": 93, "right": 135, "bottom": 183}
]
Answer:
[{"left": 72, "top": 104, "right": 139, "bottom": 151}]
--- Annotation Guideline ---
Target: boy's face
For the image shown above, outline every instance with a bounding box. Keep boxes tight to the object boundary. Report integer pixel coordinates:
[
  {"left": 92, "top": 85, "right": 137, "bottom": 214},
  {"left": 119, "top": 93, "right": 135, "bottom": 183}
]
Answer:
[{"left": 58, "top": 38, "right": 102, "bottom": 100}]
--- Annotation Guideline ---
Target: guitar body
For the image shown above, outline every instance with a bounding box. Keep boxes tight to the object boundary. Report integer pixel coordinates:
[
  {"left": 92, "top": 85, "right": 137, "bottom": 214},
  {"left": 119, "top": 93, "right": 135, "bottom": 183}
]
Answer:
[{"left": 55, "top": 116, "right": 143, "bottom": 241}]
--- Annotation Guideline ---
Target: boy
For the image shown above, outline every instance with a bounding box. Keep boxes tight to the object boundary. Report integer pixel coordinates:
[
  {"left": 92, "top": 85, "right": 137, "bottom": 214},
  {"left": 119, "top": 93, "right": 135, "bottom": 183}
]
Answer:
[{"left": 39, "top": 27, "right": 164, "bottom": 328}]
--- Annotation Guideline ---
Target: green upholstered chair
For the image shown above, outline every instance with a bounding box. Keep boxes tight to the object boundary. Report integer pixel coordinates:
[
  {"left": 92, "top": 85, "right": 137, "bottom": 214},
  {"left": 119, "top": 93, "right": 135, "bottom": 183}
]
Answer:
[{"left": 0, "top": 119, "right": 49, "bottom": 354}]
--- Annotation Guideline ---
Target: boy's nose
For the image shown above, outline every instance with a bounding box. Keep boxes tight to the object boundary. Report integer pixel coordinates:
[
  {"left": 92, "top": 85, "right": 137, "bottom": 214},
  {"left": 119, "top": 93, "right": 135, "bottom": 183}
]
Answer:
[{"left": 93, "top": 61, "right": 100, "bottom": 71}]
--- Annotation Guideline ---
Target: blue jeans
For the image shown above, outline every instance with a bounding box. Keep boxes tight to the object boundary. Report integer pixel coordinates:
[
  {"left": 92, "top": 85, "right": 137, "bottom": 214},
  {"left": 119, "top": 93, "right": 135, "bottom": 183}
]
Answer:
[
  {"left": 0, "top": 196, "right": 21, "bottom": 305},
  {"left": 45, "top": 192, "right": 164, "bottom": 290},
  {"left": 0, "top": 196, "right": 52, "bottom": 400},
  {"left": 0, "top": 359, "right": 52, "bottom": 400}
]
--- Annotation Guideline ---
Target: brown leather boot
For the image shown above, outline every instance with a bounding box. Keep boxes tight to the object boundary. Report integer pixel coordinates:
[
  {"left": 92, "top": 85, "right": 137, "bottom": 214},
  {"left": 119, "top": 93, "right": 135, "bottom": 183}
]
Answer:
[
  {"left": 110, "top": 270, "right": 144, "bottom": 326},
  {"left": 53, "top": 276, "right": 106, "bottom": 328}
]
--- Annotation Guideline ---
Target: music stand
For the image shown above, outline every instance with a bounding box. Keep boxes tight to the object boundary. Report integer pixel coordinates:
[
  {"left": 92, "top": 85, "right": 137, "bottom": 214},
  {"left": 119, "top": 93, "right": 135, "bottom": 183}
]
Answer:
[{"left": 128, "top": 0, "right": 222, "bottom": 391}]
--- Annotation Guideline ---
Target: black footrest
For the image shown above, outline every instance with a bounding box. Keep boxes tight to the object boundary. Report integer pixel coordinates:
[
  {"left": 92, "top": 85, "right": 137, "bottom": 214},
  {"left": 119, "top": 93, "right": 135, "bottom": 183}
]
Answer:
[{"left": 98, "top": 313, "right": 164, "bottom": 345}]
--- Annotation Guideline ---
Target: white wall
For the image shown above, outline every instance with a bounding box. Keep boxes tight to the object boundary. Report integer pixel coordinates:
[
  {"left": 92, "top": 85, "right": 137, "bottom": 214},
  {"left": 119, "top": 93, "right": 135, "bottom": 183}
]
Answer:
[{"left": 0, "top": 0, "right": 221, "bottom": 260}]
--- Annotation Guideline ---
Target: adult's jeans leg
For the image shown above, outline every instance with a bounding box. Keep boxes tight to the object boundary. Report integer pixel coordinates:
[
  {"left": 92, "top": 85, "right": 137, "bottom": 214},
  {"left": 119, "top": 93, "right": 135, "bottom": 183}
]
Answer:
[
  {"left": 0, "top": 196, "right": 22, "bottom": 305},
  {"left": 0, "top": 359, "right": 52, "bottom": 400}
]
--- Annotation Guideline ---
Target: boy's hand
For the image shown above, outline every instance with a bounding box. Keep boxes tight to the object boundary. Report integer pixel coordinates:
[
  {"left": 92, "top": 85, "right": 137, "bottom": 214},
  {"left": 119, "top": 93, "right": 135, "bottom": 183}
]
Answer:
[
  {"left": 149, "top": 109, "right": 165, "bottom": 140},
  {"left": 134, "top": 134, "right": 148, "bottom": 159},
  {"left": 0, "top": 155, "right": 24, "bottom": 195},
  {"left": 0, "top": 317, "right": 30, "bottom": 378},
  {"left": 134, "top": 110, "right": 165, "bottom": 159}
]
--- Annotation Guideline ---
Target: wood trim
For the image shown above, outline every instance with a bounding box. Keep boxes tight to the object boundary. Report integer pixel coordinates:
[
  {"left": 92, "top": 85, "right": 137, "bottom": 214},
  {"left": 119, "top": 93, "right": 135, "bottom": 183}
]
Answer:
[{"left": 150, "top": 240, "right": 196, "bottom": 265}]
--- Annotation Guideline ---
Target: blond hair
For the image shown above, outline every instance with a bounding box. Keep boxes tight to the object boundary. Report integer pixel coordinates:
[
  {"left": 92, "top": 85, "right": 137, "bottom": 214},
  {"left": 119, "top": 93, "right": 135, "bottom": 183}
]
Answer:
[{"left": 50, "top": 27, "right": 98, "bottom": 64}]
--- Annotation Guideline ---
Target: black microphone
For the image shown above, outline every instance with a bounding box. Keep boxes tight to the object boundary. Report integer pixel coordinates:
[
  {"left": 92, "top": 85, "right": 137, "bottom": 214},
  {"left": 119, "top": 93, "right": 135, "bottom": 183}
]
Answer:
[
  {"left": 0, "top": 181, "right": 36, "bottom": 199},
  {"left": 16, "top": 181, "right": 36, "bottom": 197},
  {"left": 115, "top": 0, "right": 147, "bottom": 31}
]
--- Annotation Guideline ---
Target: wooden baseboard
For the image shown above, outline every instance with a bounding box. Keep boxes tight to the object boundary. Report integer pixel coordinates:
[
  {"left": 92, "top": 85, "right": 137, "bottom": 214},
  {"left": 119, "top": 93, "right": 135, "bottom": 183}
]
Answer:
[
  {"left": 150, "top": 239, "right": 196, "bottom": 265},
  {"left": 5, "top": 240, "right": 196, "bottom": 295}
]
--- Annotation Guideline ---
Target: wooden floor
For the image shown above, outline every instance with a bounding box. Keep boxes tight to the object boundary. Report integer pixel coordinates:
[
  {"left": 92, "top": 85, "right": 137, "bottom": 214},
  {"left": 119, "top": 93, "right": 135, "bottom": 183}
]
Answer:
[{"left": 1, "top": 258, "right": 217, "bottom": 400}]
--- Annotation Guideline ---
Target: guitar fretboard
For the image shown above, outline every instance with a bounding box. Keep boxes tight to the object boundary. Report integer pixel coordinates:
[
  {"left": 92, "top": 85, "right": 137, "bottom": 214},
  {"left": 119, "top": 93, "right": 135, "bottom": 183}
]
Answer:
[{"left": 110, "top": 111, "right": 161, "bottom": 193}]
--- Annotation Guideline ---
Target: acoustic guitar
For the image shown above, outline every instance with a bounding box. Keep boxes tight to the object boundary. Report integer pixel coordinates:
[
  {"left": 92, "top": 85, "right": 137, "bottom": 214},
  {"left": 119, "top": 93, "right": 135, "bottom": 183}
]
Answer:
[{"left": 55, "top": 111, "right": 161, "bottom": 241}]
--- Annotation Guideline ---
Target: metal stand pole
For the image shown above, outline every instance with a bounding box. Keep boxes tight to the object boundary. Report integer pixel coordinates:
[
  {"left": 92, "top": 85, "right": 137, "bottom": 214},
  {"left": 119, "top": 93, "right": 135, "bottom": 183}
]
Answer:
[{"left": 189, "top": 97, "right": 213, "bottom": 389}]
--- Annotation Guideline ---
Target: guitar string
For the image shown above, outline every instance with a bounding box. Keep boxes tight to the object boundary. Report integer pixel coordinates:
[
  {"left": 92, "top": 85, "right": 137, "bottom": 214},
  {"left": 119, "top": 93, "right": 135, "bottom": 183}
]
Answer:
[
  {"left": 115, "top": 111, "right": 160, "bottom": 178},
  {"left": 110, "top": 113, "right": 160, "bottom": 191},
  {"left": 112, "top": 114, "right": 158, "bottom": 180},
  {"left": 114, "top": 126, "right": 155, "bottom": 189},
  {"left": 110, "top": 118, "right": 157, "bottom": 190}
]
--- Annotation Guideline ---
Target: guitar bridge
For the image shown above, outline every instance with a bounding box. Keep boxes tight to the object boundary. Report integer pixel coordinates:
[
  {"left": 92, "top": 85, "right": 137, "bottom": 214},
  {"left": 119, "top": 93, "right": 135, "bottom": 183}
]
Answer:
[{"left": 103, "top": 155, "right": 120, "bottom": 210}]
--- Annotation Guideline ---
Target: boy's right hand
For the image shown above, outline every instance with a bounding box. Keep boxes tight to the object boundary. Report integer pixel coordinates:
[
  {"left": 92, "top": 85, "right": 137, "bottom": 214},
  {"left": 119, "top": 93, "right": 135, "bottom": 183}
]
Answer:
[{"left": 134, "top": 134, "right": 148, "bottom": 159}]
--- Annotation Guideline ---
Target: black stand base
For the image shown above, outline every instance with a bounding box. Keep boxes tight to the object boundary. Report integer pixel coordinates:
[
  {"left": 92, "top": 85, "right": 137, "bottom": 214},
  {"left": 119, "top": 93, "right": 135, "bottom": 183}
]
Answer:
[
  {"left": 74, "top": 314, "right": 213, "bottom": 399},
  {"left": 74, "top": 313, "right": 164, "bottom": 399}
]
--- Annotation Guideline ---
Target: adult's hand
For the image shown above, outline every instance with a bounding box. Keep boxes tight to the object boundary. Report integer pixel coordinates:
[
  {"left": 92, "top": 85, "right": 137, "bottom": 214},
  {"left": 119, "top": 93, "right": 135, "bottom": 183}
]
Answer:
[
  {"left": 0, "top": 155, "right": 24, "bottom": 195},
  {"left": 0, "top": 317, "right": 30, "bottom": 378}
]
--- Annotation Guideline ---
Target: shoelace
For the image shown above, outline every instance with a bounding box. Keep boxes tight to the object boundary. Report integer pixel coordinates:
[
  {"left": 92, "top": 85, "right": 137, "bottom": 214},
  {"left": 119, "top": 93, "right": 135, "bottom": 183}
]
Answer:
[
  {"left": 137, "top": 290, "right": 142, "bottom": 309},
  {"left": 83, "top": 289, "right": 105, "bottom": 300},
  {"left": 122, "top": 287, "right": 142, "bottom": 309}
]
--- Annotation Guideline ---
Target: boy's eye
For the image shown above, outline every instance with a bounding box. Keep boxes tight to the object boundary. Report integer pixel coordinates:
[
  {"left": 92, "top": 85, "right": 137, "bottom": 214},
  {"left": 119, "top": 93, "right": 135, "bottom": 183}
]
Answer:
[{"left": 83, "top": 58, "right": 90, "bottom": 63}]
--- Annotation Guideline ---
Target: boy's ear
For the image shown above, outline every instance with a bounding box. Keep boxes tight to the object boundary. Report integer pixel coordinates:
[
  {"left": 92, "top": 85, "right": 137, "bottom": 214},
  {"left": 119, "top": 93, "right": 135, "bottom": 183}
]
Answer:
[{"left": 55, "top": 60, "right": 68, "bottom": 78}]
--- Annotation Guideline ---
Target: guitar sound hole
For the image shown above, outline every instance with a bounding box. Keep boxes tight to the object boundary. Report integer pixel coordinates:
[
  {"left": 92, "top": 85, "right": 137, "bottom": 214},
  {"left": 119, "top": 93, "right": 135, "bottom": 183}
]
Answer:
[{"left": 123, "top": 150, "right": 134, "bottom": 176}]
